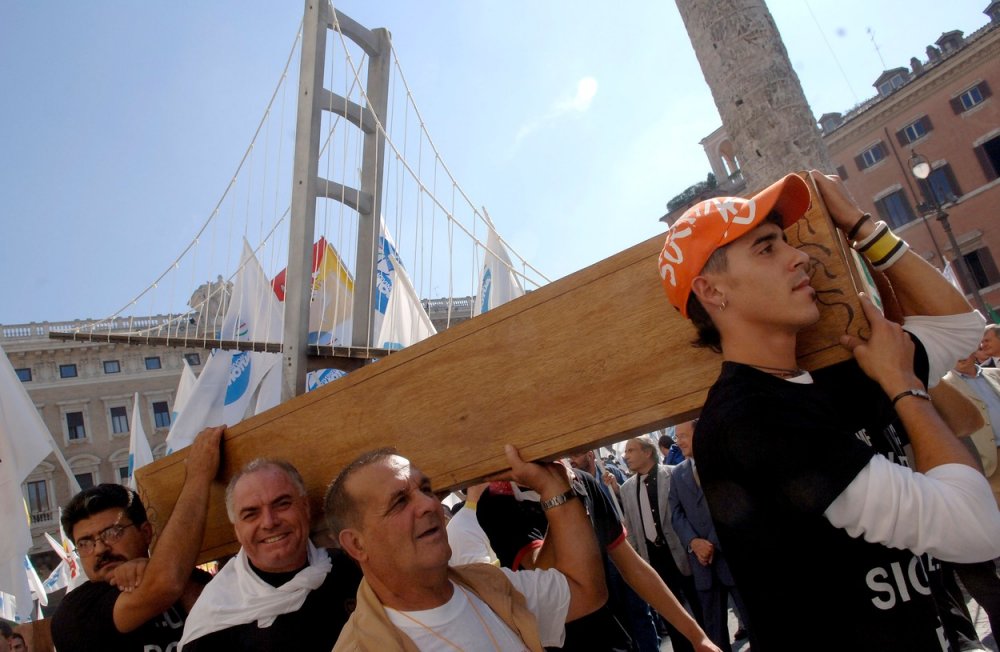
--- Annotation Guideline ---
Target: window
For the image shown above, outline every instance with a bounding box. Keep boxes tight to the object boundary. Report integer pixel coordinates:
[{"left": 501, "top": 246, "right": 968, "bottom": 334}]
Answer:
[
  {"left": 153, "top": 401, "right": 171, "bottom": 429},
  {"left": 184, "top": 353, "right": 201, "bottom": 366},
  {"left": 59, "top": 364, "right": 78, "bottom": 379},
  {"left": 75, "top": 473, "right": 95, "bottom": 490},
  {"left": 962, "top": 86, "right": 983, "bottom": 110},
  {"left": 144, "top": 356, "right": 162, "bottom": 370},
  {"left": 855, "top": 142, "right": 886, "bottom": 170},
  {"left": 15, "top": 368, "right": 32, "bottom": 382},
  {"left": 975, "top": 134, "right": 1000, "bottom": 182},
  {"left": 66, "top": 412, "right": 86, "bottom": 440},
  {"left": 951, "top": 82, "right": 992, "bottom": 114},
  {"left": 103, "top": 360, "right": 121, "bottom": 374},
  {"left": 118, "top": 466, "right": 130, "bottom": 483},
  {"left": 110, "top": 406, "right": 129, "bottom": 434},
  {"left": 896, "top": 116, "right": 933, "bottom": 145},
  {"left": 26, "top": 480, "right": 50, "bottom": 523},
  {"left": 874, "top": 190, "right": 916, "bottom": 229},
  {"left": 878, "top": 74, "right": 905, "bottom": 96},
  {"left": 964, "top": 248, "right": 1000, "bottom": 290},
  {"left": 835, "top": 165, "right": 848, "bottom": 180}
]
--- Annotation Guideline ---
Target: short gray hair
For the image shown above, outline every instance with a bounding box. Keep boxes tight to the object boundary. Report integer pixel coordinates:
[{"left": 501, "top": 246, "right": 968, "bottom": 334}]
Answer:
[{"left": 225, "top": 458, "right": 307, "bottom": 522}]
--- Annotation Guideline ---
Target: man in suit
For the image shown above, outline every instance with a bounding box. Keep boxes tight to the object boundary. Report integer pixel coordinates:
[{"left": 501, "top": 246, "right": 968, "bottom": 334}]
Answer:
[
  {"left": 669, "top": 420, "right": 749, "bottom": 652},
  {"left": 614, "top": 434, "right": 701, "bottom": 652}
]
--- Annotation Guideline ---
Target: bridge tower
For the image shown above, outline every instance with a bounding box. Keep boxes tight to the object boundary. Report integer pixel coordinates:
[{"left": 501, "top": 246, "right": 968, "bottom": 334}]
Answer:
[{"left": 283, "top": 1, "right": 391, "bottom": 400}]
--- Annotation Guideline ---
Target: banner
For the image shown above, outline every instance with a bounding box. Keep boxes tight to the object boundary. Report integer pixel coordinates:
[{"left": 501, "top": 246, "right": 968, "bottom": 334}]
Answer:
[
  {"left": 474, "top": 221, "right": 524, "bottom": 316},
  {"left": 272, "top": 237, "right": 355, "bottom": 347}
]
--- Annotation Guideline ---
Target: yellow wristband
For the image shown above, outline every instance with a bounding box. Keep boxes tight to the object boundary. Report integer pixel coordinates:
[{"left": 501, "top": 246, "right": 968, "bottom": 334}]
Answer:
[
  {"left": 464, "top": 500, "right": 478, "bottom": 511},
  {"left": 863, "top": 229, "right": 900, "bottom": 263}
]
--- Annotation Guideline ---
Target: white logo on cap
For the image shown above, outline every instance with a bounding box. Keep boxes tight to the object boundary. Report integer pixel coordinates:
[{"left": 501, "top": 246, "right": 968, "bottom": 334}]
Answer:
[
  {"left": 713, "top": 197, "right": 757, "bottom": 225},
  {"left": 658, "top": 224, "right": 692, "bottom": 286}
]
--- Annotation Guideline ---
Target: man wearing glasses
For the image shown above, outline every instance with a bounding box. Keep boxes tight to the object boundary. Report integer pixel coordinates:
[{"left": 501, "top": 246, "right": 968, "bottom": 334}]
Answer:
[{"left": 51, "top": 426, "right": 224, "bottom": 652}]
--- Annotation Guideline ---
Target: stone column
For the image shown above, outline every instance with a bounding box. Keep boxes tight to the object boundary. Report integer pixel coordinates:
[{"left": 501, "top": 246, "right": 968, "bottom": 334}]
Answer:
[{"left": 674, "top": 0, "right": 833, "bottom": 190}]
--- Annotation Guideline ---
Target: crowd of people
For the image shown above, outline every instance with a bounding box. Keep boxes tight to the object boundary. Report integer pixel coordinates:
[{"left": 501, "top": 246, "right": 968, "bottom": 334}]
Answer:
[{"left": 40, "top": 171, "right": 1000, "bottom": 651}]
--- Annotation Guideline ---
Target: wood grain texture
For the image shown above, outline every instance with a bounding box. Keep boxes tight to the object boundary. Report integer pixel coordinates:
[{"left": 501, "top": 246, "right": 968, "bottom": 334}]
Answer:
[{"left": 136, "top": 177, "right": 869, "bottom": 562}]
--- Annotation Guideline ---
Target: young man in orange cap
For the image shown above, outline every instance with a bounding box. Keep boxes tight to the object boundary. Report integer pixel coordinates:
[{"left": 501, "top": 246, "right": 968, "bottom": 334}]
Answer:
[{"left": 658, "top": 170, "right": 1000, "bottom": 651}]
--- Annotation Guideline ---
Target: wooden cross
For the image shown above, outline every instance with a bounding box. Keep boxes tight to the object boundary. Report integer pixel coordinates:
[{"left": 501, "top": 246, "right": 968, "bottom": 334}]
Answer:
[{"left": 136, "top": 174, "right": 872, "bottom": 562}]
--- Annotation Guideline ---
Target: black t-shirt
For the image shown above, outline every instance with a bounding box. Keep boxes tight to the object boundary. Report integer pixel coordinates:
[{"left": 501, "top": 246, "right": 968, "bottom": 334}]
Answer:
[
  {"left": 51, "top": 578, "right": 193, "bottom": 652},
  {"left": 182, "top": 548, "right": 362, "bottom": 651},
  {"left": 696, "top": 357, "right": 949, "bottom": 652}
]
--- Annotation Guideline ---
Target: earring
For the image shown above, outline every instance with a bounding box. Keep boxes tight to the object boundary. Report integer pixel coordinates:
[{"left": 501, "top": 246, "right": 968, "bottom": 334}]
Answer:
[{"left": 719, "top": 299, "right": 727, "bottom": 312}]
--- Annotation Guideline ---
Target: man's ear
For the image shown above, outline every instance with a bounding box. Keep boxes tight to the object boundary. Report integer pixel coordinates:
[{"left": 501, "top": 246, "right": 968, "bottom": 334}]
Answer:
[
  {"left": 690, "top": 275, "right": 725, "bottom": 311},
  {"left": 338, "top": 529, "right": 367, "bottom": 563},
  {"left": 139, "top": 521, "right": 155, "bottom": 548}
]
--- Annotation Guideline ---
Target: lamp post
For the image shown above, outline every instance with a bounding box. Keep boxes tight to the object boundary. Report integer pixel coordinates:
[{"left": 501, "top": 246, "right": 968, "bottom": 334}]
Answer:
[{"left": 908, "top": 151, "right": 990, "bottom": 317}]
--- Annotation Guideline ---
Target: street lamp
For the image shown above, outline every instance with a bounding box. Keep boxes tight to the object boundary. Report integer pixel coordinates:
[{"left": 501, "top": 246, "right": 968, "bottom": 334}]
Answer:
[{"left": 908, "top": 150, "right": 990, "bottom": 317}]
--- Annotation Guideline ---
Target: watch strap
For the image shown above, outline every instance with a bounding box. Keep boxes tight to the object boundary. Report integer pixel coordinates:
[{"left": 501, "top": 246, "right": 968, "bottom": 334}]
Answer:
[{"left": 539, "top": 489, "right": 578, "bottom": 511}]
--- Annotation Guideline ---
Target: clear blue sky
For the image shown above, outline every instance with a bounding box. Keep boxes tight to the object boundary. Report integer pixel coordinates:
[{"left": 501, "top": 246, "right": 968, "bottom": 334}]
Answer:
[{"left": 0, "top": 1, "right": 992, "bottom": 324}]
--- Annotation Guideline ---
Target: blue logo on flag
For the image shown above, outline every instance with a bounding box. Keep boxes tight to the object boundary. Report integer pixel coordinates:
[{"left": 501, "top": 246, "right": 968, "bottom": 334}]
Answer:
[
  {"left": 480, "top": 268, "right": 492, "bottom": 314},
  {"left": 375, "top": 236, "right": 403, "bottom": 314},
  {"left": 225, "top": 352, "right": 252, "bottom": 405}
]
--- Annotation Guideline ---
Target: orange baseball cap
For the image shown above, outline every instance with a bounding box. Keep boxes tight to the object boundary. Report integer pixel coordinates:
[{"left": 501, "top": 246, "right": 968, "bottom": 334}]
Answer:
[{"left": 658, "top": 173, "right": 811, "bottom": 317}]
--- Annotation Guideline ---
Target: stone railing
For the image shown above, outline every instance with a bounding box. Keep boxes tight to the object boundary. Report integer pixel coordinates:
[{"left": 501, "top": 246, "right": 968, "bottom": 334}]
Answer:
[{"left": 0, "top": 315, "right": 193, "bottom": 343}]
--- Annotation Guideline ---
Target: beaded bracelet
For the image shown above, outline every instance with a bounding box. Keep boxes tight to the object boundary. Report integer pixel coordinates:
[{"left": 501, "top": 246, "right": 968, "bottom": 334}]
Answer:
[{"left": 846, "top": 212, "right": 872, "bottom": 241}]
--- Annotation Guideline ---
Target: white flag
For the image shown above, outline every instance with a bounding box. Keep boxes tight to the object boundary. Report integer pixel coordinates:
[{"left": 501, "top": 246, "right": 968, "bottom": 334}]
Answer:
[
  {"left": 0, "top": 344, "right": 57, "bottom": 620},
  {"left": 167, "top": 240, "right": 283, "bottom": 452},
  {"left": 371, "top": 228, "right": 436, "bottom": 350},
  {"left": 474, "top": 221, "right": 524, "bottom": 316},
  {"left": 170, "top": 359, "right": 198, "bottom": 424},
  {"left": 127, "top": 393, "right": 154, "bottom": 490},
  {"left": 42, "top": 558, "right": 69, "bottom": 594},
  {"left": 24, "top": 555, "right": 46, "bottom": 608},
  {"left": 376, "top": 257, "right": 436, "bottom": 350}
]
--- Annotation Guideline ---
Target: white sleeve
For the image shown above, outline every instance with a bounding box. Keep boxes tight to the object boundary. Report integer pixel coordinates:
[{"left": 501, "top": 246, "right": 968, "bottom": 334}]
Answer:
[
  {"left": 501, "top": 567, "right": 571, "bottom": 648},
  {"left": 902, "top": 311, "right": 986, "bottom": 387},
  {"left": 447, "top": 507, "right": 498, "bottom": 566},
  {"left": 824, "top": 455, "right": 1000, "bottom": 563}
]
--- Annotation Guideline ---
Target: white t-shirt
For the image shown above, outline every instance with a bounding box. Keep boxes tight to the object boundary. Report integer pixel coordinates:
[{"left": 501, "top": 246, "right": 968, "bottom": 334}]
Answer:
[{"left": 385, "top": 568, "right": 570, "bottom": 650}]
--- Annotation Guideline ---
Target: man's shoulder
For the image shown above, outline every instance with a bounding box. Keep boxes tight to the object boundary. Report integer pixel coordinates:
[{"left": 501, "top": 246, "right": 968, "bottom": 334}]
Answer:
[
  {"left": 54, "top": 580, "right": 114, "bottom": 614},
  {"left": 672, "top": 458, "right": 693, "bottom": 477},
  {"left": 51, "top": 581, "right": 121, "bottom": 649}
]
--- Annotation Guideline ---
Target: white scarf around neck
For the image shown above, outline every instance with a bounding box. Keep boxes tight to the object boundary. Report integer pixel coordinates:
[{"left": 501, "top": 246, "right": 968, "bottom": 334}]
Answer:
[{"left": 178, "top": 540, "right": 332, "bottom": 648}]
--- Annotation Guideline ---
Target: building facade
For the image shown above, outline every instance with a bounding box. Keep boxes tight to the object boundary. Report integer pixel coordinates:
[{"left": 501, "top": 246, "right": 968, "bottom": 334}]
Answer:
[{"left": 820, "top": 9, "right": 1000, "bottom": 310}]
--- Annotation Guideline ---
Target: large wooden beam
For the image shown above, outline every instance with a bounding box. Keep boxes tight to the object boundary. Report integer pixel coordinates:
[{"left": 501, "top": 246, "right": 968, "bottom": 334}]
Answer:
[{"left": 136, "top": 175, "right": 871, "bottom": 562}]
